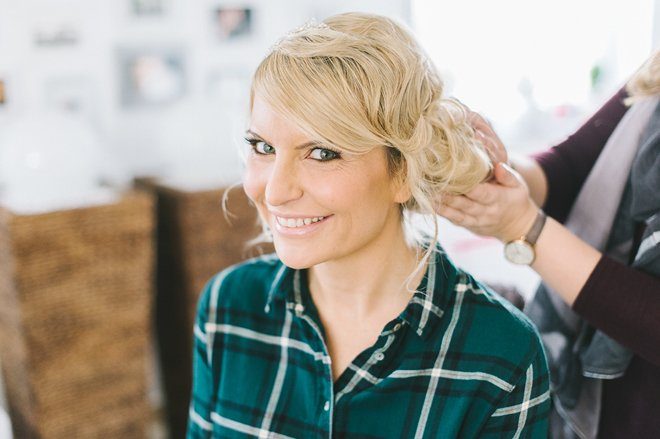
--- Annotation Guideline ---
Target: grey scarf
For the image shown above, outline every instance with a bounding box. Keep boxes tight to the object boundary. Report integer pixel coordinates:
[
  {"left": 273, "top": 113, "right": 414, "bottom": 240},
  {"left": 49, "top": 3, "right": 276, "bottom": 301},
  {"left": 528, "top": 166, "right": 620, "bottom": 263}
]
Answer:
[{"left": 525, "top": 96, "right": 660, "bottom": 439}]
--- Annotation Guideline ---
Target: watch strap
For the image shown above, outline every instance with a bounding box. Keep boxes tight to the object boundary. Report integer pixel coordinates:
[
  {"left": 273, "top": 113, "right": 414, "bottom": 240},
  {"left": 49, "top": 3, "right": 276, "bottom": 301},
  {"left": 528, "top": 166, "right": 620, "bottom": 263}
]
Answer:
[{"left": 525, "top": 210, "right": 547, "bottom": 245}]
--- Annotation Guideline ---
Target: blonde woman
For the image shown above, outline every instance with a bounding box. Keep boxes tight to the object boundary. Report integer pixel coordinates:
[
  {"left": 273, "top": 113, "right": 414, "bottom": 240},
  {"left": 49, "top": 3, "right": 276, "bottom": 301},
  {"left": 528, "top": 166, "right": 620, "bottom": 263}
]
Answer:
[
  {"left": 188, "top": 13, "right": 550, "bottom": 438},
  {"left": 439, "top": 52, "right": 660, "bottom": 437}
]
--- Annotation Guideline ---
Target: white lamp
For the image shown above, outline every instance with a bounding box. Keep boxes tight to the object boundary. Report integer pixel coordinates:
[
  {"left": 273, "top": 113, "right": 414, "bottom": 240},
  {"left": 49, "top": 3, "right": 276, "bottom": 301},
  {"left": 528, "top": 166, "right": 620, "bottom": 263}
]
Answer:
[{"left": 0, "top": 112, "right": 119, "bottom": 213}]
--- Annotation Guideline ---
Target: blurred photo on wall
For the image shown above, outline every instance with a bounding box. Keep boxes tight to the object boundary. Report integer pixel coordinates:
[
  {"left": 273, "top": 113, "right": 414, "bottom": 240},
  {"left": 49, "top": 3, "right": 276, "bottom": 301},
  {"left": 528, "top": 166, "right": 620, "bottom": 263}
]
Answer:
[
  {"left": 213, "top": 7, "right": 253, "bottom": 41},
  {"left": 118, "top": 48, "right": 186, "bottom": 107}
]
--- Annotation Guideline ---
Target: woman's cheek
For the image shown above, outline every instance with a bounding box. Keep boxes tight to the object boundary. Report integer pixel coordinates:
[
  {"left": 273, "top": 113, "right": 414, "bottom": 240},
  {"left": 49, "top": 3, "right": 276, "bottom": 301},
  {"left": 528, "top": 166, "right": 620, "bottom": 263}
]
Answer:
[{"left": 242, "top": 160, "right": 267, "bottom": 204}]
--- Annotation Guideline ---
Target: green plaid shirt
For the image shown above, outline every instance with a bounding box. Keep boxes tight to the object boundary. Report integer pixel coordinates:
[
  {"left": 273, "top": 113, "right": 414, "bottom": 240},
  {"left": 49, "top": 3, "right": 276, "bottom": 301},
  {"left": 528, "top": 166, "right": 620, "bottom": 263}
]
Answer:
[{"left": 188, "top": 249, "right": 550, "bottom": 438}]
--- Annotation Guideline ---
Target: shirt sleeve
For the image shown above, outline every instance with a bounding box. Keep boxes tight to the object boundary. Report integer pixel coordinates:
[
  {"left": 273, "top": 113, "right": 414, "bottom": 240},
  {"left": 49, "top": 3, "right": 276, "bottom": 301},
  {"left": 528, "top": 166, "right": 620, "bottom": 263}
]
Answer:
[
  {"left": 480, "top": 344, "right": 551, "bottom": 438},
  {"left": 533, "top": 88, "right": 629, "bottom": 222},
  {"left": 573, "top": 255, "right": 660, "bottom": 366},
  {"left": 187, "top": 280, "right": 216, "bottom": 438}
]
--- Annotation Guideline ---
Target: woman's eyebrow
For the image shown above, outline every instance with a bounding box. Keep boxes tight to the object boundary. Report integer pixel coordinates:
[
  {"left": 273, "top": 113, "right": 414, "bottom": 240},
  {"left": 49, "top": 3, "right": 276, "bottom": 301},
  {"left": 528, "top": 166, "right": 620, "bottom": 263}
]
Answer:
[
  {"left": 245, "top": 129, "right": 321, "bottom": 150},
  {"left": 245, "top": 129, "right": 266, "bottom": 141}
]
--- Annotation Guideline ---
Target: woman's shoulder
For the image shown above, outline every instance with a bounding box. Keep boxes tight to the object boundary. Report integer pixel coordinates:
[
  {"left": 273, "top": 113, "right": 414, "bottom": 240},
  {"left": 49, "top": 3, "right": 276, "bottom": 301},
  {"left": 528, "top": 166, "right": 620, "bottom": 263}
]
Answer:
[
  {"left": 452, "top": 267, "right": 547, "bottom": 367},
  {"left": 195, "top": 253, "right": 285, "bottom": 320},
  {"left": 432, "top": 249, "right": 540, "bottom": 345},
  {"left": 432, "top": 249, "right": 545, "bottom": 368}
]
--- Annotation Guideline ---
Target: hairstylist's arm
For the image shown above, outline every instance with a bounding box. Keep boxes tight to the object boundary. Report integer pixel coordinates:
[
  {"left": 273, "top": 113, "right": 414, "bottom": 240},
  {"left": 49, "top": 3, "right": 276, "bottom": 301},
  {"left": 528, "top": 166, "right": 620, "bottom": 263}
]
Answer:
[
  {"left": 437, "top": 162, "right": 600, "bottom": 307},
  {"left": 447, "top": 96, "right": 660, "bottom": 365}
]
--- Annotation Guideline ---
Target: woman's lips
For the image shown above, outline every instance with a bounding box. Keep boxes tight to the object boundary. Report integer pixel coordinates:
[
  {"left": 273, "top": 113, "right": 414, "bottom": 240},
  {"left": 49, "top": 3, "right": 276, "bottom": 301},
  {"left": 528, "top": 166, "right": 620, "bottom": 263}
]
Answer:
[{"left": 272, "top": 214, "right": 332, "bottom": 236}]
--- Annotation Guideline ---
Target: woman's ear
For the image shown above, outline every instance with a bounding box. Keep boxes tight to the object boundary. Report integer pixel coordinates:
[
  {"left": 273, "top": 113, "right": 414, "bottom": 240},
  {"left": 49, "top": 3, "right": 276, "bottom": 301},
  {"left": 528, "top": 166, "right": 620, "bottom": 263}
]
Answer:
[
  {"left": 393, "top": 175, "right": 412, "bottom": 204},
  {"left": 387, "top": 148, "right": 411, "bottom": 204}
]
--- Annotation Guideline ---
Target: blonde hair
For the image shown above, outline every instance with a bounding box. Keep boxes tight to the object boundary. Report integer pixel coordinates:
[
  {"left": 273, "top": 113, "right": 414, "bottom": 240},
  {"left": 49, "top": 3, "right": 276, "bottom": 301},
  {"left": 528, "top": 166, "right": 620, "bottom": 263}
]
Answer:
[
  {"left": 626, "top": 49, "right": 660, "bottom": 102},
  {"left": 248, "top": 12, "right": 491, "bottom": 273}
]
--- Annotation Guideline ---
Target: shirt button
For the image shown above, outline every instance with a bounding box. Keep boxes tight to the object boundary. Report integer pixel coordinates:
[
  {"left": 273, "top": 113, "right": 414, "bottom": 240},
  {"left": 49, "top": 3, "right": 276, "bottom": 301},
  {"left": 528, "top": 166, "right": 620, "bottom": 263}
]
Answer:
[
  {"left": 323, "top": 401, "right": 330, "bottom": 411},
  {"left": 374, "top": 352, "right": 385, "bottom": 361},
  {"left": 294, "top": 303, "right": 304, "bottom": 313},
  {"left": 393, "top": 323, "right": 402, "bottom": 331}
]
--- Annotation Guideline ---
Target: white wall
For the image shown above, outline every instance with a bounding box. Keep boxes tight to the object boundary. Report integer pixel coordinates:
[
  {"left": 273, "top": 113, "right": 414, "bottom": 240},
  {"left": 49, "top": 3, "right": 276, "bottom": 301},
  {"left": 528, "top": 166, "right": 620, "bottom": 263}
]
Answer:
[{"left": 0, "top": 0, "right": 409, "bottom": 191}]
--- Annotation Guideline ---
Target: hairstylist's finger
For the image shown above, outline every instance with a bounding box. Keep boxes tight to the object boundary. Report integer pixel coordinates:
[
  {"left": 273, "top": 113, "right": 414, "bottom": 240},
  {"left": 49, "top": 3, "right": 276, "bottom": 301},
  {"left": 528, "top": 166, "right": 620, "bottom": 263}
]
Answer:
[
  {"left": 435, "top": 203, "right": 456, "bottom": 221},
  {"left": 494, "top": 162, "right": 520, "bottom": 188},
  {"left": 471, "top": 120, "right": 507, "bottom": 164},
  {"left": 471, "top": 116, "right": 500, "bottom": 144},
  {"left": 442, "top": 194, "right": 485, "bottom": 216},
  {"left": 437, "top": 204, "right": 478, "bottom": 228},
  {"left": 475, "top": 130, "right": 498, "bottom": 162},
  {"left": 468, "top": 111, "right": 493, "bottom": 130},
  {"left": 465, "top": 184, "right": 497, "bottom": 205}
]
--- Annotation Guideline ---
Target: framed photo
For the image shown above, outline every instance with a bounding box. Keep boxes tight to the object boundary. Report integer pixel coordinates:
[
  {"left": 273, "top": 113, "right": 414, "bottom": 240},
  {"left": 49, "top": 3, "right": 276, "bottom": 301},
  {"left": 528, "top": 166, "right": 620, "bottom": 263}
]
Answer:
[
  {"left": 118, "top": 47, "right": 186, "bottom": 107},
  {"left": 131, "top": 0, "right": 165, "bottom": 16},
  {"left": 212, "top": 6, "right": 253, "bottom": 41}
]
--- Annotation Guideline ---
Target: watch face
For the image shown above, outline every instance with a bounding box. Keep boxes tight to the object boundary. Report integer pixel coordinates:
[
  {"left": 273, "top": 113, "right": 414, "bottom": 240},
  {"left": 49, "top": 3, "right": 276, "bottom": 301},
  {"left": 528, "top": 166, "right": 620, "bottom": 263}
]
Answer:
[{"left": 504, "top": 240, "right": 535, "bottom": 265}]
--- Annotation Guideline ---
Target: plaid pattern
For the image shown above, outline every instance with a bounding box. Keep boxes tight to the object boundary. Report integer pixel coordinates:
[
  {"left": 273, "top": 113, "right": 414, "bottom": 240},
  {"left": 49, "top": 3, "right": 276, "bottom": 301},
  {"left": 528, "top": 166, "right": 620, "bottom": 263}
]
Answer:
[{"left": 188, "top": 249, "right": 550, "bottom": 438}]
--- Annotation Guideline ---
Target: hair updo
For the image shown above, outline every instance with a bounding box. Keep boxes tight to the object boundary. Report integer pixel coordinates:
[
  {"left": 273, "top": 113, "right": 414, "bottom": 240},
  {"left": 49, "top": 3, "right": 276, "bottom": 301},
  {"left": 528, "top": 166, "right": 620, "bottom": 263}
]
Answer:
[{"left": 248, "top": 12, "right": 492, "bottom": 265}]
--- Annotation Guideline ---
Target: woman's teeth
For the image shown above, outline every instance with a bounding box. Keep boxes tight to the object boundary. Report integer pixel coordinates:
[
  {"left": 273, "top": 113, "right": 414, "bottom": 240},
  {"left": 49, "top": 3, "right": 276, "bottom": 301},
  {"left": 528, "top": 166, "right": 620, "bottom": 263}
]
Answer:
[{"left": 276, "top": 216, "right": 326, "bottom": 228}]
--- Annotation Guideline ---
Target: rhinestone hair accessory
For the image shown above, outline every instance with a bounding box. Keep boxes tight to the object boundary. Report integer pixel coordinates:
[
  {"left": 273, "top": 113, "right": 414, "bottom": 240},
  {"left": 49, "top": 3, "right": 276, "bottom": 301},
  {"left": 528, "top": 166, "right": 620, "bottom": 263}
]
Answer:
[{"left": 269, "top": 18, "right": 330, "bottom": 52}]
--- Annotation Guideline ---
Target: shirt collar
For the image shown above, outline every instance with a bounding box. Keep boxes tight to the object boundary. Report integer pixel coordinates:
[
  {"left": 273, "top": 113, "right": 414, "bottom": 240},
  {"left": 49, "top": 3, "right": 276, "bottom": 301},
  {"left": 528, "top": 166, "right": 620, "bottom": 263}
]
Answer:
[
  {"left": 264, "top": 246, "right": 459, "bottom": 341},
  {"left": 264, "top": 262, "right": 296, "bottom": 313},
  {"left": 264, "top": 264, "right": 314, "bottom": 317},
  {"left": 399, "top": 249, "right": 461, "bottom": 340}
]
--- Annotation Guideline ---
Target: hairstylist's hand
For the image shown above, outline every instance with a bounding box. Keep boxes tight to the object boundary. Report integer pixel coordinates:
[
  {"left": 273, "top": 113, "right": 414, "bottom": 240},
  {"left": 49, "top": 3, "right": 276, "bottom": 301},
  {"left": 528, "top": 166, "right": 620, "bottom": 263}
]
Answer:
[
  {"left": 437, "top": 162, "right": 539, "bottom": 243},
  {"left": 468, "top": 111, "right": 508, "bottom": 165}
]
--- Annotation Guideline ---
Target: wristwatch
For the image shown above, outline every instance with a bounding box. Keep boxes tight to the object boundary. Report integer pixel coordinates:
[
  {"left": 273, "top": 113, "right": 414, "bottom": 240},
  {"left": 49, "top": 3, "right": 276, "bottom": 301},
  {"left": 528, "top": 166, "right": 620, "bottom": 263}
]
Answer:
[{"left": 503, "top": 210, "right": 547, "bottom": 265}]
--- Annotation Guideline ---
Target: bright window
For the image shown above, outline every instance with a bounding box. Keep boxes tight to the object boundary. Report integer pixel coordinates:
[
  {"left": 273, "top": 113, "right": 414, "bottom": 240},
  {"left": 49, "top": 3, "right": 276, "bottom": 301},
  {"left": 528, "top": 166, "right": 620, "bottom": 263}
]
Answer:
[
  {"left": 413, "top": 0, "right": 656, "bottom": 297},
  {"left": 413, "top": 0, "right": 656, "bottom": 152}
]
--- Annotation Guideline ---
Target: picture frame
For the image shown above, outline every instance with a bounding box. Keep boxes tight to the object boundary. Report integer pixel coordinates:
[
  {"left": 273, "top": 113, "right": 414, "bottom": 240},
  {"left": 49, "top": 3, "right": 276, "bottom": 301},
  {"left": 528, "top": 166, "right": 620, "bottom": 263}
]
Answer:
[
  {"left": 117, "top": 47, "right": 186, "bottom": 108},
  {"left": 211, "top": 6, "right": 253, "bottom": 42}
]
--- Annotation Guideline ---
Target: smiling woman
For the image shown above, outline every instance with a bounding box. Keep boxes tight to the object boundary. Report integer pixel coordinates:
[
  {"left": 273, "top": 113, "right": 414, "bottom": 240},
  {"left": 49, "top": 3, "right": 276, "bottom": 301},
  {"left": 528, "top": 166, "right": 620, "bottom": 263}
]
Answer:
[
  {"left": 187, "top": 12, "right": 550, "bottom": 439},
  {"left": 243, "top": 95, "right": 412, "bottom": 271}
]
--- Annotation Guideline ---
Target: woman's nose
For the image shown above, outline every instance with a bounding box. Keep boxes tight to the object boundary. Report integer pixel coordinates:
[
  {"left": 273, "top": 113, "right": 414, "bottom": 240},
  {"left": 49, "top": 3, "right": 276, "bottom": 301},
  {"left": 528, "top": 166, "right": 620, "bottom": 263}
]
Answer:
[{"left": 264, "top": 158, "right": 303, "bottom": 207}]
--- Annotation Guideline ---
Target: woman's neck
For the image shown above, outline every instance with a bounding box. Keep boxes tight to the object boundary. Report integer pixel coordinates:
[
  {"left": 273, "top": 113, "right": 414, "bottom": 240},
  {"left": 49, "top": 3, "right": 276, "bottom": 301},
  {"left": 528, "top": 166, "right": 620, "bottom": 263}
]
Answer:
[{"left": 308, "top": 220, "right": 423, "bottom": 319}]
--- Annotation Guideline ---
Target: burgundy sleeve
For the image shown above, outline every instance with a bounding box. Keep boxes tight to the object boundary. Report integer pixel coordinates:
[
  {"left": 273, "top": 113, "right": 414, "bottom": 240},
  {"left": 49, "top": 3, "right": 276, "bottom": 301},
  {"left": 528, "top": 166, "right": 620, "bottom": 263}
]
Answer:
[
  {"left": 532, "top": 88, "right": 660, "bottom": 365},
  {"left": 573, "top": 256, "right": 660, "bottom": 366},
  {"left": 532, "top": 88, "right": 629, "bottom": 222}
]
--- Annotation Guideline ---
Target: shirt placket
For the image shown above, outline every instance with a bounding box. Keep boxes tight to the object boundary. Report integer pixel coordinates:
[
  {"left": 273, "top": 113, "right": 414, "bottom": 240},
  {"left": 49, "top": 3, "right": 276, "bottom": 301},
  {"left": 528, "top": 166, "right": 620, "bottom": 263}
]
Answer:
[
  {"left": 333, "top": 319, "right": 405, "bottom": 407},
  {"left": 291, "top": 269, "right": 409, "bottom": 437},
  {"left": 289, "top": 302, "right": 334, "bottom": 439},
  {"left": 290, "top": 270, "right": 335, "bottom": 439}
]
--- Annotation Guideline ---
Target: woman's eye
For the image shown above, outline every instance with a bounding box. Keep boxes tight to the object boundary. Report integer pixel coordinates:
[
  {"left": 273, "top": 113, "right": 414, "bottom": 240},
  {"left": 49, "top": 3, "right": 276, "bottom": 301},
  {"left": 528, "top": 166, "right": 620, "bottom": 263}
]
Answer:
[
  {"left": 245, "top": 138, "right": 275, "bottom": 155},
  {"left": 258, "top": 143, "right": 275, "bottom": 154},
  {"left": 309, "top": 147, "right": 340, "bottom": 161}
]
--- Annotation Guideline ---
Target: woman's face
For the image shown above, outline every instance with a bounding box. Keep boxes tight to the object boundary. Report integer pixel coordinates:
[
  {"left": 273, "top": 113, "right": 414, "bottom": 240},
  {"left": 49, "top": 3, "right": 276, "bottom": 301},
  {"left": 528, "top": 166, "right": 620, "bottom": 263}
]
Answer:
[{"left": 243, "top": 95, "right": 409, "bottom": 269}]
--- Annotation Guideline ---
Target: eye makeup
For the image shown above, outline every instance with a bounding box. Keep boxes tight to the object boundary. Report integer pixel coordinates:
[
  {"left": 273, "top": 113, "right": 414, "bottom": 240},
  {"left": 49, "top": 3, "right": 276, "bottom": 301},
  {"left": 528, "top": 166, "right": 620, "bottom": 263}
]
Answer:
[{"left": 244, "top": 132, "right": 342, "bottom": 162}]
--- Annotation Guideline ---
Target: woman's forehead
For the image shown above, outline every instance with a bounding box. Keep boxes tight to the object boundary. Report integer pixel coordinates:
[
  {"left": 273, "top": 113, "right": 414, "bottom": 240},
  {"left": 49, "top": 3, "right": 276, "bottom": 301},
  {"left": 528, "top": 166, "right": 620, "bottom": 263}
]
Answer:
[
  {"left": 249, "top": 97, "right": 314, "bottom": 146},
  {"left": 249, "top": 91, "right": 384, "bottom": 158}
]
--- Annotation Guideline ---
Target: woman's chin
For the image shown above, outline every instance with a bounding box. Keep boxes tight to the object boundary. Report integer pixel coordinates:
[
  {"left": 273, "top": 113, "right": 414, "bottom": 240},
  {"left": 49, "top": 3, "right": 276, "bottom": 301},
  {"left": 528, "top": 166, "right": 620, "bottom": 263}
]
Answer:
[
  {"left": 274, "top": 249, "right": 314, "bottom": 269},
  {"left": 273, "top": 241, "right": 320, "bottom": 269}
]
